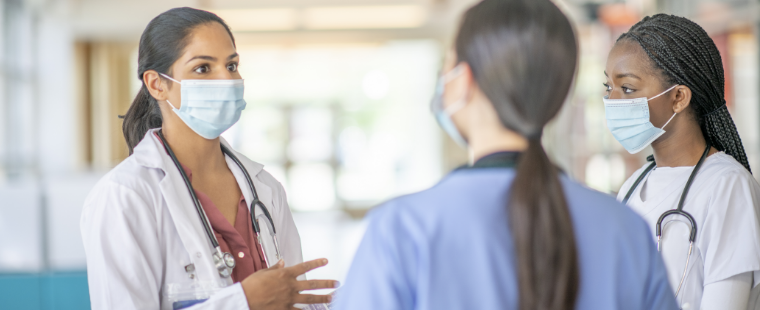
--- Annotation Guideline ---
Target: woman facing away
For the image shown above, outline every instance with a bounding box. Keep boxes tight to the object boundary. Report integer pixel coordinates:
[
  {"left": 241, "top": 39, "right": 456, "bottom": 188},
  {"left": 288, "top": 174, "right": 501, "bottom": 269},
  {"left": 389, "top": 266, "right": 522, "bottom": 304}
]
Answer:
[
  {"left": 81, "top": 8, "right": 336, "bottom": 310},
  {"left": 333, "top": 0, "right": 677, "bottom": 309}
]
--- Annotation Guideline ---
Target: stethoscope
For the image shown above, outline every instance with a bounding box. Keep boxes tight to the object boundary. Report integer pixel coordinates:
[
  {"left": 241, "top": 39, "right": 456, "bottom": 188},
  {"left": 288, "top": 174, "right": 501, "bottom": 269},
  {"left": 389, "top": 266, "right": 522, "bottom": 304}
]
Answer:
[
  {"left": 622, "top": 143, "right": 711, "bottom": 298},
  {"left": 157, "top": 130, "right": 282, "bottom": 278}
]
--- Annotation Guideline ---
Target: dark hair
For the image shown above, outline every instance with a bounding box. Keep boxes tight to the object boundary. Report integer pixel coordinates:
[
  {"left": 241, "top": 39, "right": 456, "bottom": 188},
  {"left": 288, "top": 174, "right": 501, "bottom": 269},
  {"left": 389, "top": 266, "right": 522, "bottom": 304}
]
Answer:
[
  {"left": 455, "top": 0, "right": 579, "bottom": 309},
  {"left": 618, "top": 14, "right": 751, "bottom": 172},
  {"left": 122, "top": 7, "right": 236, "bottom": 154}
]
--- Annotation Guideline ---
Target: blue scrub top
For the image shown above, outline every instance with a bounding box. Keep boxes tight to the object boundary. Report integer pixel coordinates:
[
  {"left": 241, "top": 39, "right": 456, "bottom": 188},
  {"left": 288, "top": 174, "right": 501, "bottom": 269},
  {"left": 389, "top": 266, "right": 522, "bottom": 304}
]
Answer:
[{"left": 333, "top": 168, "right": 678, "bottom": 310}]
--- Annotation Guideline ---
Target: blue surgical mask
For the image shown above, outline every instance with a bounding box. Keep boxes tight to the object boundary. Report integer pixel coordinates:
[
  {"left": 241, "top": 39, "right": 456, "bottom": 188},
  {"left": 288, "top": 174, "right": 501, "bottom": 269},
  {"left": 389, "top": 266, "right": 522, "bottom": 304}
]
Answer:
[
  {"left": 603, "top": 84, "right": 678, "bottom": 154},
  {"left": 160, "top": 73, "right": 247, "bottom": 139},
  {"left": 431, "top": 65, "right": 468, "bottom": 147}
]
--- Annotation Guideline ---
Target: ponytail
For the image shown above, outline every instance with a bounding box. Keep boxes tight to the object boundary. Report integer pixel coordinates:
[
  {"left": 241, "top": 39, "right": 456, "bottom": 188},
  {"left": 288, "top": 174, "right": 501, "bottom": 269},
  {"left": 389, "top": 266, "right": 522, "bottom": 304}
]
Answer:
[
  {"left": 454, "top": 1, "right": 579, "bottom": 309},
  {"left": 123, "top": 86, "right": 162, "bottom": 154},
  {"left": 510, "top": 138, "right": 578, "bottom": 309},
  {"left": 123, "top": 7, "right": 236, "bottom": 154}
]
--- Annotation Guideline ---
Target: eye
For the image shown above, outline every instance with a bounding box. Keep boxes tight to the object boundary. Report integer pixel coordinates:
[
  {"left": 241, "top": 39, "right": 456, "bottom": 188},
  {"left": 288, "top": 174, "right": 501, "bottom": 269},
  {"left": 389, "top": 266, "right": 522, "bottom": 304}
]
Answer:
[
  {"left": 603, "top": 83, "right": 612, "bottom": 91},
  {"left": 227, "top": 62, "right": 238, "bottom": 72},
  {"left": 622, "top": 87, "right": 635, "bottom": 94},
  {"left": 194, "top": 65, "right": 209, "bottom": 74}
]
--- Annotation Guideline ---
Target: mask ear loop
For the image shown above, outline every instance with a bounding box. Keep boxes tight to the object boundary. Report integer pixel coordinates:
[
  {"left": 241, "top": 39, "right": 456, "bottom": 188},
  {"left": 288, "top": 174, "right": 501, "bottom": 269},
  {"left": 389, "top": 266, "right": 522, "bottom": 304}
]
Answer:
[
  {"left": 159, "top": 72, "right": 180, "bottom": 84},
  {"left": 648, "top": 84, "right": 680, "bottom": 130},
  {"left": 166, "top": 100, "right": 179, "bottom": 110},
  {"left": 660, "top": 112, "right": 677, "bottom": 130},
  {"left": 441, "top": 64, "right": 468, "bottom": 115},
  {"left": 648, "top": 84, "right": 679, "bottom": 100},
  {"left": 158, "top": 73, "right": 180, "bottom": 110}
]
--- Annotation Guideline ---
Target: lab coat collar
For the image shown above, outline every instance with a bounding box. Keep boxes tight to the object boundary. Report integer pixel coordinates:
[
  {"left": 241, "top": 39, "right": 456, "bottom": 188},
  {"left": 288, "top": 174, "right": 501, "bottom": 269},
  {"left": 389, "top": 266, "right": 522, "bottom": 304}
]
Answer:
[{"left": 131, "top": 128, "right": 265, "bottom": 176}]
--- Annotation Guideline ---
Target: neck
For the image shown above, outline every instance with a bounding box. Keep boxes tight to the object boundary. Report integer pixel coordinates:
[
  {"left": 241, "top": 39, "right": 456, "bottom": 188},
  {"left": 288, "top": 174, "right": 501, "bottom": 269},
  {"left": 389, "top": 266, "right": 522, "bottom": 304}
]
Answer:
[
  {"left": 468, "top": 127, "right": 529, "bottom": 164},
  {"left": 651, "top": 119, "right": 708, "bottom": 167},
  {"left": 161, "top": 122, "right": 226, "bottom": 175}
]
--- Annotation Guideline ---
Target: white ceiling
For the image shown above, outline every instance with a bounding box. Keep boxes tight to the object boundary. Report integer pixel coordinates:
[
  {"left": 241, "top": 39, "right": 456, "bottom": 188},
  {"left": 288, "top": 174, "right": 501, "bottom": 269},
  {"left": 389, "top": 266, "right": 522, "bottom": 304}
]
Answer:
[
  {"left": 64, "top": 0, "right": 477, "bottom": 43},
  {"left": 55, "top": 0, "right": 757, "bottom": 44}
]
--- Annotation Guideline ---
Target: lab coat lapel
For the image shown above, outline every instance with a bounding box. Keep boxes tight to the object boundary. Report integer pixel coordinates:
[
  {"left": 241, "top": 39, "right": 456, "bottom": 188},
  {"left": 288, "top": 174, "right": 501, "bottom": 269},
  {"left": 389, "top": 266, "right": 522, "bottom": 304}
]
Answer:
[{"left": 133, "top": 129, "right": 227, "bottom": 285}]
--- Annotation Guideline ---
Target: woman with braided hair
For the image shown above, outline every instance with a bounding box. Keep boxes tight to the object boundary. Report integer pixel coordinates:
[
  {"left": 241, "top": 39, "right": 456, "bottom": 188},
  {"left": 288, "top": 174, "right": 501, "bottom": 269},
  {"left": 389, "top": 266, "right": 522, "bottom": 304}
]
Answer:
[{"left": 606, "top": 14, "right": 760, "bottom": 309}]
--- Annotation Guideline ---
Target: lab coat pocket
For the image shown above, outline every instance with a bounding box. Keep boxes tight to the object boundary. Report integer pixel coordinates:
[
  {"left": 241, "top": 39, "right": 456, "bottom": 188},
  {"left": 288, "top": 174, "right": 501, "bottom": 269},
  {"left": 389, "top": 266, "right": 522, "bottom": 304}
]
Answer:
[{"left": 166, "top": 281, "right": 223, "bottom": 310}]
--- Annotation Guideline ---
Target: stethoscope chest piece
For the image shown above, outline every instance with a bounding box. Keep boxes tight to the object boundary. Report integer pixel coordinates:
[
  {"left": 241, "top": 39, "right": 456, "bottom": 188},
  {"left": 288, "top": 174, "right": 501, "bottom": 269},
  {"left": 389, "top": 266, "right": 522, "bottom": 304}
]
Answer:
[{"left": 213, "top": 249, "right": 236, "bottom": 278}]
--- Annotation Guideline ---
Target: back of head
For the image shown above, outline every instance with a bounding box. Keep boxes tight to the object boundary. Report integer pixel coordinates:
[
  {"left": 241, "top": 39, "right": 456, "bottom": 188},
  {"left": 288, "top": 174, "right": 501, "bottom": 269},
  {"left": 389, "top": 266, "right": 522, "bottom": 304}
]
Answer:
[
  {"left": 455, "top": 0, "right": 579, "bottom": 309},
  {"left": 456, "top": 0, "right": 577, "bottom": 137},
  {"left": 618, "top": 14, "right": 751, "bottom": 172},
  {"left": 122, "top": 7, "right": 235, "bottom": 154}
]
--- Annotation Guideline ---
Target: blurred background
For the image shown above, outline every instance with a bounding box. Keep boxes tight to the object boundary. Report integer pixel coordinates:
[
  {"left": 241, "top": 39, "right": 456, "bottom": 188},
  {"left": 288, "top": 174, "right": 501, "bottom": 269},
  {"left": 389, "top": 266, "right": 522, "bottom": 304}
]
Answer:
[{"left": 0, "top": 0, "right": 759, "bottom": 308}]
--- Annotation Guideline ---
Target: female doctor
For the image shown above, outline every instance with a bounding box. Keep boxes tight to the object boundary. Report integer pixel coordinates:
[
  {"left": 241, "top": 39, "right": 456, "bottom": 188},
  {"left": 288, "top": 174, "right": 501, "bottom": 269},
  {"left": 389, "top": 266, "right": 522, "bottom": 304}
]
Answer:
[
  {"left": 80, "top": 7, "right": 337, "bottom": 310},
  {"left": 605, "top": 14, "right": 760, "bottom": 309}
]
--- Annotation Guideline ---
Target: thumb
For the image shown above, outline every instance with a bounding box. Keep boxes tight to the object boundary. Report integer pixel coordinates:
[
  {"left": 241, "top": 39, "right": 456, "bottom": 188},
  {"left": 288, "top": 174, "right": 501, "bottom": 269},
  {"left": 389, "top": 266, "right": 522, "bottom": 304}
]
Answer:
[{"left": 267, "top": 259, "right": 285, "bottom": 270}]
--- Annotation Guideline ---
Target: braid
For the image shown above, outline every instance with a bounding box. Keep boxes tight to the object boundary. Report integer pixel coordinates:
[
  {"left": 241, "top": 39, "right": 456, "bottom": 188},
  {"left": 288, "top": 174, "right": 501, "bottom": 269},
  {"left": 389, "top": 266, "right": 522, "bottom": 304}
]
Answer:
[{"left": 618, "top": 14, "right": 751, "bottom": 173}]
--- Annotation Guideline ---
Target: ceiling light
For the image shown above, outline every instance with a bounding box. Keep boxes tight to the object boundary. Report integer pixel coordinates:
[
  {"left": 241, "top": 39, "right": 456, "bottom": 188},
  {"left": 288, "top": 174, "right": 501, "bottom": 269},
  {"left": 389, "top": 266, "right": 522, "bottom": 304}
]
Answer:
[
  {"left": 211, "top": 8, "right": 298, "bottom": 31},
  {"left": 303, "top": 5, "right": 427, "bottom": 30}
]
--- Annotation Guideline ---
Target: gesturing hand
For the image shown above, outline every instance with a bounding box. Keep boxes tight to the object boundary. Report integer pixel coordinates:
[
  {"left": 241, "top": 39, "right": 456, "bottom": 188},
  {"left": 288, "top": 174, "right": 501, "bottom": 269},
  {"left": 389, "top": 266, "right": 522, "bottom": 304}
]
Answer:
[{"left": 241, "top": 258, "right": 338, "bottom": 310}]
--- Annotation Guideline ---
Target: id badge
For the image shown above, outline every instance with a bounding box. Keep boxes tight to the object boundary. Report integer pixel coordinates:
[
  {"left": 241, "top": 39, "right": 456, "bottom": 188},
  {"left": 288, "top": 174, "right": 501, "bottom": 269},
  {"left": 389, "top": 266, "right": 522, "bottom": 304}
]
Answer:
[{"left": 173, "top": 299, "right": 208, "bottom": 310}]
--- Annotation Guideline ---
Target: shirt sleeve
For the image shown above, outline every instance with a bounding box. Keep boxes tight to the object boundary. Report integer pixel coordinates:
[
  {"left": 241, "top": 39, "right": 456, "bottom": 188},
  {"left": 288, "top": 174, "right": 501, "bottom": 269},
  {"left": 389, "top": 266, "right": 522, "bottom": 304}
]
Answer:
[
  {"left": 701, "top": 170, "right": 760, "bottom": 285},
  {"left": 699, "top": 272, "right": 752, "bottom": 310},
  {"left": 332, "top": 203, "right": 418, "bottom": 310}
]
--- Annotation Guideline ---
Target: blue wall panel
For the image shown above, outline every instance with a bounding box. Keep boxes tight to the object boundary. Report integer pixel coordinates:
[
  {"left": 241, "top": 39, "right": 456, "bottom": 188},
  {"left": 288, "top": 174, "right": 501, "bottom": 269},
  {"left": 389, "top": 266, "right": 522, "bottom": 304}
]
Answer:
[{"left": 0, "top": 272, "right": 90, "bottom": 310}]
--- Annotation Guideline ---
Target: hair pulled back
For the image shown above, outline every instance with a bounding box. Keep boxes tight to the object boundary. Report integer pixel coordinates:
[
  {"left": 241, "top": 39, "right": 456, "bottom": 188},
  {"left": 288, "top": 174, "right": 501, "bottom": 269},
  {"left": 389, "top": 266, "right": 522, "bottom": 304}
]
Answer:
[
  {"left": 122, "top": 7, "right": 235, "bottom": 154},
  {"left": 618, "top": 14, "right": 751, "bottom": 172},
  {"left": 455, "top": 0, "right": 579, "bottom": 309}
]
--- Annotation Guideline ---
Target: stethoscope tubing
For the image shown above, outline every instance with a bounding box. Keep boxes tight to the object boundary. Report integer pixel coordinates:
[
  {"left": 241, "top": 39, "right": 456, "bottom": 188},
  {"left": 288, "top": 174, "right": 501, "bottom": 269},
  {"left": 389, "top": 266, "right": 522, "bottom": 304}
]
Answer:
[
  {"left": 220, "top": 143, "right": 281, "bottom": 267},
  {"left": 220, "top": 143, "right": 277, "bottom": 235},
  {"left": 158, "top": 130, "right": 220, "bottom": 248},
  {"left": 656, "top": 210, "right": 697, "bottom": 242},
  {"left": 623, "top": 143, "right": 710, "bottom": 301}
]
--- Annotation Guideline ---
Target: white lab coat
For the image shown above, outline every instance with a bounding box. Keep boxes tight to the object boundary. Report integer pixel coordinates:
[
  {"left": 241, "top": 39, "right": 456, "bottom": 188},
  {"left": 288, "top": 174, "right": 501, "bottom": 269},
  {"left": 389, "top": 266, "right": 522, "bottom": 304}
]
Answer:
[{"left": 81, "top": 129, "right": 304, "bottom": 310}]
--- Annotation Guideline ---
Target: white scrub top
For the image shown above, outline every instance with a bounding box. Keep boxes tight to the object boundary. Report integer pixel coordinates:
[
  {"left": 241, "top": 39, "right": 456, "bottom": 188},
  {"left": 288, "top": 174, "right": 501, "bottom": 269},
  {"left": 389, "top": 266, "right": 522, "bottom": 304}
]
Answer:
[
  {"left": 618, "top": 152, "right": 760, "bottom": 309},
  {"left": 81, "top": 129, "right": 304, "bottom": 310}
]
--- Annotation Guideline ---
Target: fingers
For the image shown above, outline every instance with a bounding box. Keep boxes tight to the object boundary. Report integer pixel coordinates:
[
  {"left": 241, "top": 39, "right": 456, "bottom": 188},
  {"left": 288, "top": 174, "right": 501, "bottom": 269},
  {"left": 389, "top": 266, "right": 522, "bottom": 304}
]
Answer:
[
  {"left": 285, "top": 258, "right": 328, "bottom": 277},
  {"left": 293, "top": 293, "right": 332, "bottom": 304},
  {"left": 295, "top": 279, "right": 340, "bottom": 291}
]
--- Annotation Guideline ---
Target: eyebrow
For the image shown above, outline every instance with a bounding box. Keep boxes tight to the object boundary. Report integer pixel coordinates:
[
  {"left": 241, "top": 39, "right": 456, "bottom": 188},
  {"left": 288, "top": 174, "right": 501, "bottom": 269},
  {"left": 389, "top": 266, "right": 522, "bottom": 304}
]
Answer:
[
  {"left": 185, "top": 53, "right": 239, "bottom": 64},
  {"left": 616, "top": 72, "right": 641, "bottom": 80}
]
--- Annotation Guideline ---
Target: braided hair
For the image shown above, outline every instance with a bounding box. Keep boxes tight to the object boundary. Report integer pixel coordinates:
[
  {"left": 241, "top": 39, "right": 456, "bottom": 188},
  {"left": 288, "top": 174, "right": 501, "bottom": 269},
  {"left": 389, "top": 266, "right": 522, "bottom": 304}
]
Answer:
[{"left": 618, "top": 14, "right": 751, "bottom": 173}]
